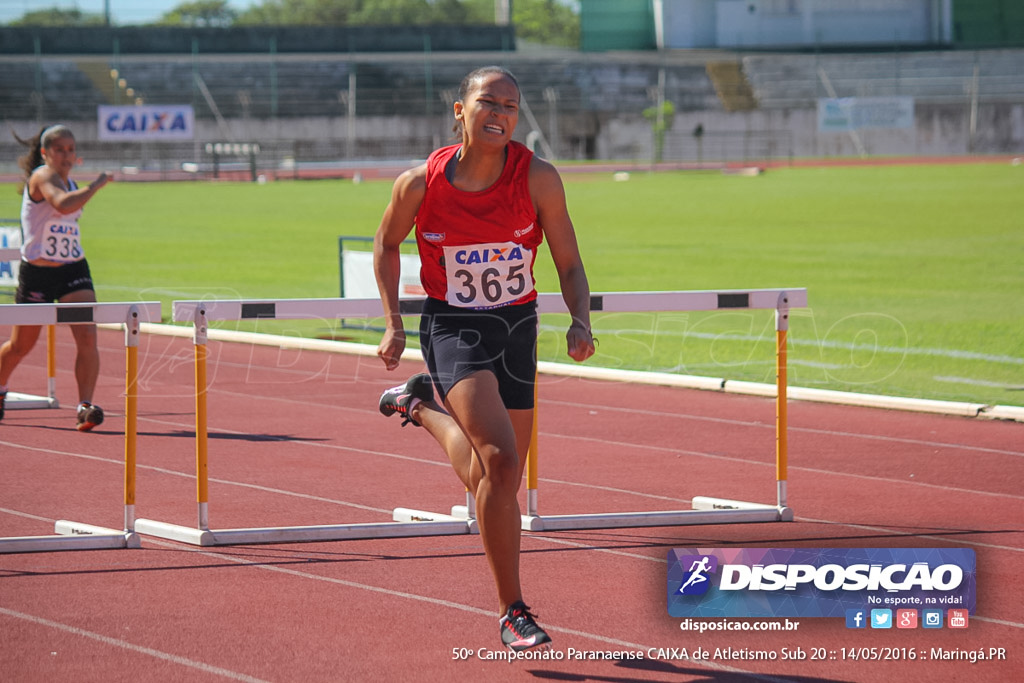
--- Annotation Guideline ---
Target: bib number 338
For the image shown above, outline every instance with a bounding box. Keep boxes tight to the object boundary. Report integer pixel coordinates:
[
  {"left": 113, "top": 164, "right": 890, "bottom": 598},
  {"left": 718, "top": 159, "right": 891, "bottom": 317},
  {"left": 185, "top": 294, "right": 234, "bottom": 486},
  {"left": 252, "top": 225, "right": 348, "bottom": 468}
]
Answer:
[
  {"left": 44, "top": 221, "right": 83, "bottom": 262},
  {"left": 444, "top": 241, "right": 534, "bottom": 308}
]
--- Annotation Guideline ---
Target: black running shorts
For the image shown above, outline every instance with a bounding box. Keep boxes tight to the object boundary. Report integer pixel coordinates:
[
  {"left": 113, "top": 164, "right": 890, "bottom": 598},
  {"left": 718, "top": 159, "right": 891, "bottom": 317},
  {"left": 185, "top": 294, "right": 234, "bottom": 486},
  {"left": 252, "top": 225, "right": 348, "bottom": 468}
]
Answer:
[
  {"left": 419, "top": 297, "right": 538, "bottom": 410},
  {"left": 15, "top": 259, "right": 94, "bottom": 304}
]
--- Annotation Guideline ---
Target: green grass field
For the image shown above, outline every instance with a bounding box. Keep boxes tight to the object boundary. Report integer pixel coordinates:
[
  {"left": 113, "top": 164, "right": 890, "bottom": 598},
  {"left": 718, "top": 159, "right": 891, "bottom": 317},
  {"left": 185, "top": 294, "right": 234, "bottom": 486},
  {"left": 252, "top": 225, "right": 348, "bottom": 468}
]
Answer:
[{"left": 2, "top": 161, "right": 1021, "bottom": 407}]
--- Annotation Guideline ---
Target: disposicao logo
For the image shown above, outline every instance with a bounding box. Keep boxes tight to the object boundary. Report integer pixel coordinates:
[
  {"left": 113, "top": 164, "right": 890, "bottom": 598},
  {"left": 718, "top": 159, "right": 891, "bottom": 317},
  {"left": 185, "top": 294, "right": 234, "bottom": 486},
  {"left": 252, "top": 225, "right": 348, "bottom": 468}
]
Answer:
[
  {"left": 667, "top": 548, "right": 975, "bottom": 618},
  {"left": 675, "top": 555, "right": 718, "bottom": 596}
]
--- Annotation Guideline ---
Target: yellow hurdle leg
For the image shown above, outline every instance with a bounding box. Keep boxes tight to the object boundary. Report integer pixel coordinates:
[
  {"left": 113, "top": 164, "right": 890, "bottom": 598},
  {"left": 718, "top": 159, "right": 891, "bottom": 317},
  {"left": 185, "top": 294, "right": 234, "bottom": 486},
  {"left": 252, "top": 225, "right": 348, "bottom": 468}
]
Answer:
[
  {"left": 46, "top": 324, "right": 57, "bottom": 401},
  {"left": 775, "top": 295, "right": 790, "bottom": 508},
  {"left": 124, "top": 345, "right": 138, "bottom": 517},
  {"left": 124, "top": 305, "right": 142, "bottom": 533},
  {"left": 526, "top": 370, "right": 539, "bottom": 517},
  {"left": 195, "top": 342, "right": 209, "bottom": 529}
]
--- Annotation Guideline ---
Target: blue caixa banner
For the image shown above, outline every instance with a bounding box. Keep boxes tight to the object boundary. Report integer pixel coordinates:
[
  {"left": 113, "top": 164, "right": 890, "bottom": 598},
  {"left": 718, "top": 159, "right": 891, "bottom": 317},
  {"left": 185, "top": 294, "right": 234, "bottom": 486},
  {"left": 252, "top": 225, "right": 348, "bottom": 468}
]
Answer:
[{"left": 667, "top": 548, "right": 975, "bottom": 618}]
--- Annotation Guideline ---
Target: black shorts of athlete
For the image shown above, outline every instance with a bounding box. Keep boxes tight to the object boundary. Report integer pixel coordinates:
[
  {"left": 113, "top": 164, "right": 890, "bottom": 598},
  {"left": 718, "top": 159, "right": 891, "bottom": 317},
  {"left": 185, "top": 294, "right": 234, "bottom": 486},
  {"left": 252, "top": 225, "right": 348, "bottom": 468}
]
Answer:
[
  {"left": 15, "top": 259, "right": 95, "bottom": 304},
  {"left": 419, "top": 297, "right": 539, "bottom": 410}
]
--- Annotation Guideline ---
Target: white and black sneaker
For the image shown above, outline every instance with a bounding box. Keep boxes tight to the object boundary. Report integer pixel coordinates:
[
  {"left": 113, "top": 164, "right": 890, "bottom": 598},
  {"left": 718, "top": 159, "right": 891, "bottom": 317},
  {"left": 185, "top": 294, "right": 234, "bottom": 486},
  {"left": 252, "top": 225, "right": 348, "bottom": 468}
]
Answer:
[{"left": 378, "top": 374, "right": 433, "bottom": 427}]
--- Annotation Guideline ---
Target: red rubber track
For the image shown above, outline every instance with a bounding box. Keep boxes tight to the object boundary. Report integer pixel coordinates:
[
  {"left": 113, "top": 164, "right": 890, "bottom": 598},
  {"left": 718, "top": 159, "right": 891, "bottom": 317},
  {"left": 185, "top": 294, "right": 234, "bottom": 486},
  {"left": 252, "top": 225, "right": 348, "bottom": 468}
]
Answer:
[{"left": 0, "top": 326, "right": 1020, "bottom": 682}]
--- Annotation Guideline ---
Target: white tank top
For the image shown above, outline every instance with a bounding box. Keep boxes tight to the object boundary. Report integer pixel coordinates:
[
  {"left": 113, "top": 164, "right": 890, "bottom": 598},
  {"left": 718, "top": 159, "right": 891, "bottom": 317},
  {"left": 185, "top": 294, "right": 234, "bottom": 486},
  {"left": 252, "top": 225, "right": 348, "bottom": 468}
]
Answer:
[{"left": 20, "top": 172, "right": 86, "bottom": 263}]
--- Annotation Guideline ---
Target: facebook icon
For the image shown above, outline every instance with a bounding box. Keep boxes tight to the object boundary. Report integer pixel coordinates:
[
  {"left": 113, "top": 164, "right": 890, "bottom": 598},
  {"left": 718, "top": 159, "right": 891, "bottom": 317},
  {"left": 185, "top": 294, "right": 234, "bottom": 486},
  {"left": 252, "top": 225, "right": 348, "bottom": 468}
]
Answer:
[{"left": 845, "top": 609, "right": 867, "bottom": 629}]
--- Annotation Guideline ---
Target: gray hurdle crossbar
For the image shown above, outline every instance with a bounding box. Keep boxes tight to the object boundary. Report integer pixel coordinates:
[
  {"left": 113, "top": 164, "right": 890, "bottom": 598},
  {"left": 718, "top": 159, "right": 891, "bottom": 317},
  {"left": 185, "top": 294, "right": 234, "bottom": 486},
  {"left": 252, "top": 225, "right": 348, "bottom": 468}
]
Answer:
[{"left": 0, "top": 301, "right": 162, "bottom": 553}]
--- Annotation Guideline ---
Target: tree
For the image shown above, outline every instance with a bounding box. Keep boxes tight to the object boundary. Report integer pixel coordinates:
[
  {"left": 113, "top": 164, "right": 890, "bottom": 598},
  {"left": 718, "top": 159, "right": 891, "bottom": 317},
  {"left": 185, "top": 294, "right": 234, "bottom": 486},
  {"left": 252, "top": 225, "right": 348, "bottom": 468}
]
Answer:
[
  {"left": 149, "top": 0, "right": 580, "bottom": 47},
  {"left": 430, "top": 0, "right": 489, "bottom": 24},
  {"left": 9, "top": 8, "right": 106, "bottom": 26},
  {"left": 157, "top": 0, "right": 238, "bottom": 27},
  {"left": 232, "top": 0, "right": 579, "bottom": 45},
  {"left": 513, "top": 0, "right": 579, "bottom": 48},
  {"left": 351, "top": 0, "right": 434, "bottom": 25},
  {"left": 237, "top": 0, "right": 362, "bottom": 25},
  {"left": 643, "top": 100, "right": 675, "bottom": 163},
  {"left": 236, "top": 0, "right": 481, "bottom": 26}
]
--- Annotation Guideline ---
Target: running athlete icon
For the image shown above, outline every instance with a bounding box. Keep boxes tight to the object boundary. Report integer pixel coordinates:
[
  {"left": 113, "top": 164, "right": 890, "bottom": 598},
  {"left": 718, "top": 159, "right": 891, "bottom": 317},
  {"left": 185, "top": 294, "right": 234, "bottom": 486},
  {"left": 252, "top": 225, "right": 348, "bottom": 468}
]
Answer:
[{"left": 679, "top": 556, "right": 713, "bottom": 593}]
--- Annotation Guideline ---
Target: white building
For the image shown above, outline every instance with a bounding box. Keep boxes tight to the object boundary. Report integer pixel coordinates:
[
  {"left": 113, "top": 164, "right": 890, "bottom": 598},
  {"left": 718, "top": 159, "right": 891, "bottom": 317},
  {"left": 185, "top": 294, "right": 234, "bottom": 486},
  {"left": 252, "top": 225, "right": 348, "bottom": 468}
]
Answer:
[{"left": 654, "top": 0, "right": 954, "bottom": 49}]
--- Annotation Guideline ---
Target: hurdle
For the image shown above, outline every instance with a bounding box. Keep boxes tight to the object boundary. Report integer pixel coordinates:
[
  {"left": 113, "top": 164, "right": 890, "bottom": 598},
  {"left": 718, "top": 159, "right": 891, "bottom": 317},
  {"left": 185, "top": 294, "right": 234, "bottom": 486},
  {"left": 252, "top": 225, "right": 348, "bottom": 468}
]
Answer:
[
  {"left": 392, "top": 288, "right": 807, "bottom": 531},
  {"left": 0, "top": 247, "right": 59, "bottom": 411},
  {"left": 132, "top": 289, "right": 804, "bottom": 547},
  {"left": 132, "top": 297, "right": 474, "bottom": 546},
  {"left": 0, "top": 301, "right": 162, "bottom": 553}
]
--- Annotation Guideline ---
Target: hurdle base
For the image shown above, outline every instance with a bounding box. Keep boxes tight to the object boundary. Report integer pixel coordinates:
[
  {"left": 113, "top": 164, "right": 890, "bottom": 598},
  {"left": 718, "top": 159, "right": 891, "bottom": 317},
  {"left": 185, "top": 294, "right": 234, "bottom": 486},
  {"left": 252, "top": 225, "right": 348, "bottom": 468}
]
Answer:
[
  {"left": 136, "top": 517, "right": 472, "bottom": 546},
  {"left": 395, "top": 498, "right": 791, "bottom": 532},
  {"left": 444, "top": 501, "right": 532, "bottom": 532},
  {"left": 425, "top": 499, "right": 790, "bottom": 531},
  {"left": 0, "top": 522, "right": 138, "bottom": 554},
  {"left": 522, "top": 505, "right": 789, "bottom": 532},
  {"left": 54, "top": 521, "right": 143, "bottom": 549},
  {"left": 134, "top": 519, "right": 217, "bottom": 546},
  {"left": 393, "top": 507, "right": 480, "bottom": 534},
  {"left": 4, "top": 391, "right": 59, "bottom": 410},
  {"left": 692, "top": 496, "right": 794, "bottom": 522}
]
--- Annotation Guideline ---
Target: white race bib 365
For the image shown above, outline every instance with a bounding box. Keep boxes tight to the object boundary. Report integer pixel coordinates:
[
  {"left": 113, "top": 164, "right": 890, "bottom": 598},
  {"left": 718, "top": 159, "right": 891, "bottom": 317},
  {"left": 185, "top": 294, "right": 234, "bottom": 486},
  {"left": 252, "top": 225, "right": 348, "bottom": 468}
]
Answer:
[{"left": 443, "top": 241, "right": 534, "bottom": 308}]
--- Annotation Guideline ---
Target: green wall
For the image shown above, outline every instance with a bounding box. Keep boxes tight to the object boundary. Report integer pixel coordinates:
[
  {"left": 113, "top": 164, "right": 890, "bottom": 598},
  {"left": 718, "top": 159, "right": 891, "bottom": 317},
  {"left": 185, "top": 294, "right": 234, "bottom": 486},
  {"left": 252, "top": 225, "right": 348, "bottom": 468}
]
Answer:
[
  {"left": 953, "top": 0, "right": 1024, "bottom": 47},
  {"left": 580, "top": 0, "right": 655, "bottom": 52}
]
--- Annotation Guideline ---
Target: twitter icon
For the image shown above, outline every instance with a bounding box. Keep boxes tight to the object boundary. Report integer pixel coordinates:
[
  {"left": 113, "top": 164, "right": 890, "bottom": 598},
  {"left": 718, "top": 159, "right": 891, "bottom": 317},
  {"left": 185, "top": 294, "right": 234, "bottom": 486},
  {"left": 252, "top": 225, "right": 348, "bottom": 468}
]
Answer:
[{"left": 870, "top": 609, "right": 893, "bottom": 629}]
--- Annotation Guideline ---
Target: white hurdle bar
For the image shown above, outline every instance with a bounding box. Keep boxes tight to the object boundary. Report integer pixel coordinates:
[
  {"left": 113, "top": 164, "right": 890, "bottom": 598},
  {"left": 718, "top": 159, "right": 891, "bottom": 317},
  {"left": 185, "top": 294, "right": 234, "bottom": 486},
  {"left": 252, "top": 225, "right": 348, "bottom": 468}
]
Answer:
[
  {"left": 0, "top": 301, "right": 162, "bottom": 553},
  {"left": 132, "top": 297, "right": 473, "bottom": 546},
  {"left": 0, "top": 248, "right": 59, "bottom": 410},
  {"left": 392, "top": 288, "right": 808, "bottom": 531}
]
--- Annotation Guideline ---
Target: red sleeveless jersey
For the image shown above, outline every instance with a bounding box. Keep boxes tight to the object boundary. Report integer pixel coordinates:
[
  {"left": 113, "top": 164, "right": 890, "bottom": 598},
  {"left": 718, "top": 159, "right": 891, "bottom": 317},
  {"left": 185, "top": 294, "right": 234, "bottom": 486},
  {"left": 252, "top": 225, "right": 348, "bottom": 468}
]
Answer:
[{"left": 415, "top": 142, "right": 543, "bottom": 308}]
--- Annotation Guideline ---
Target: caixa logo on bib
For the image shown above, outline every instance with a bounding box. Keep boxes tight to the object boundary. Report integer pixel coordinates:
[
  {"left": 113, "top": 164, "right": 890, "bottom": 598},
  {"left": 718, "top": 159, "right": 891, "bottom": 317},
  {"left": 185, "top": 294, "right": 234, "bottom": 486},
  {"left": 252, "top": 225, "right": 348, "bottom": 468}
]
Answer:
[{"left": 667, "top": 548, "right": 975, "bottom": 618}]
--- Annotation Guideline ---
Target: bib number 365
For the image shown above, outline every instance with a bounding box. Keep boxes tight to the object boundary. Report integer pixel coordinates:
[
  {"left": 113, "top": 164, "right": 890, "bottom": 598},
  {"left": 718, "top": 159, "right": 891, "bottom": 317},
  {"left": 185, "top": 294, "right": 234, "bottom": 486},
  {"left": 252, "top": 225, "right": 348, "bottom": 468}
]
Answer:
[{"left": 444, "top": 242, "right": 534, "bottom": 308}]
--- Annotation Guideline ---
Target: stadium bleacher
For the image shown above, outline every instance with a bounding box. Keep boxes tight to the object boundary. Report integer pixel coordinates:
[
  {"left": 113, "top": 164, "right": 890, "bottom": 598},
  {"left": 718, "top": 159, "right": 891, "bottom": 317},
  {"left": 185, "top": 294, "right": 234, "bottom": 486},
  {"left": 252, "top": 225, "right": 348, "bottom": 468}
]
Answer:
[
  {"left": 1, "top": 47, "right": 1021, "bottom": 170},
  {"left": 743, "top": 49, "right": 1024, "bottom": 108}
]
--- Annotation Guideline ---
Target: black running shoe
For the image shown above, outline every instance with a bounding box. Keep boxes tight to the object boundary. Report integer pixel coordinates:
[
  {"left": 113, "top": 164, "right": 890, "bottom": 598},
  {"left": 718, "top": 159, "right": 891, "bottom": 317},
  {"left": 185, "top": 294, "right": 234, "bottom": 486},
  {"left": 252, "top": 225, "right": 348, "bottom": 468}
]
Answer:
[
  {"left": 76, "top": 402, "right": 104, "bottom": 432},
  {"left": 378, "top": 374, "right": 433, "bottom": 427},
  {"left": 0, "top": 392, "right": 6, "bottom": 421},
  {"left": 500, "top": 601, "right": 552, "bottom": 652}
]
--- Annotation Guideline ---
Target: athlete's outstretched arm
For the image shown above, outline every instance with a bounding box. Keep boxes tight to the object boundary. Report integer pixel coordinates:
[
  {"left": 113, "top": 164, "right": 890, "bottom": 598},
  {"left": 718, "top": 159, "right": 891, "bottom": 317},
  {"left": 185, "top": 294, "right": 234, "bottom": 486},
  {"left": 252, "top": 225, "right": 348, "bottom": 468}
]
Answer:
[
  {"left": 374, "top": 164, "right": 426, "bottom": 371},
  {"left": 530, "top": 157, "right": 595, "bottom": 363},
  {"left": 33, "top": 166, "right": 111, "bottom": 214}
]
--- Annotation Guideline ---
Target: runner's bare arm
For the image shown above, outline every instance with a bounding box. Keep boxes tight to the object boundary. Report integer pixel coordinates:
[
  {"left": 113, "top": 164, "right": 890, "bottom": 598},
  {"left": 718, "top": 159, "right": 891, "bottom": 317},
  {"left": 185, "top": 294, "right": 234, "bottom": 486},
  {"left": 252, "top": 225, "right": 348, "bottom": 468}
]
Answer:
[
  {"left": 374, "top": 164, "right": 427, "bottom": 370},
  {"left": 530, "top": 157, "right": 595, "bottom": 363},
  {"left": 32, "top": 167, "right": 111, "bottom": 214}
]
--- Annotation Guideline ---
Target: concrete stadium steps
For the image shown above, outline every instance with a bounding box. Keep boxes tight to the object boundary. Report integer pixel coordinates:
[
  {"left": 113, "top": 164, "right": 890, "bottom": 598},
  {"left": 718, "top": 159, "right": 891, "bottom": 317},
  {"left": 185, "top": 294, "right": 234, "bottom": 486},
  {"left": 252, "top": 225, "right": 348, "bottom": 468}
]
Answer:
[
  {"left": 705, "top": 60, "right": 758, "bottom": 112},
  {"left": 744, "top": 49, "right": 1024, "bottom": 108},
  {"left": 1, "top": 53, "right": 723, "bottom": 123},
  {"left": 5, "top": 50, "right": 1022, "bottom": 125},
  {"left": 2, "top": 59, "right": 108, "bottom": 120},
  {"left": 75, "top": 61, "right": 116, "bottom": 104}
]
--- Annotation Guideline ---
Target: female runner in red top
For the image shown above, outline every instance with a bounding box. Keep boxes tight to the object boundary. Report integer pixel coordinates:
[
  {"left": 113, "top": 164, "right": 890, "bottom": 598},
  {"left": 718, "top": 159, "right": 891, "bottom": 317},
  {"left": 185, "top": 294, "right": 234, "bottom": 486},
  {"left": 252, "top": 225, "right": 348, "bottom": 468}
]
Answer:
[{"left": 374, "top": 66, "right": 595, "bottom": 652}]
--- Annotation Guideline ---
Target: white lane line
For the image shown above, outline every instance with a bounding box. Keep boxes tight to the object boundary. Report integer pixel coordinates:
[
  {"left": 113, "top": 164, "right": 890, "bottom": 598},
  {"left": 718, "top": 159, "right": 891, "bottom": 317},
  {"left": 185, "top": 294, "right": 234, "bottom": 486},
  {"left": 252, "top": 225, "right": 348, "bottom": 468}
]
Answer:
[
  {"left": 541, "top": 432, "right": 1024, "bottom": 502},
  {"left": 544, "top": 398, "right": 1024, "bottom": 458}
]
